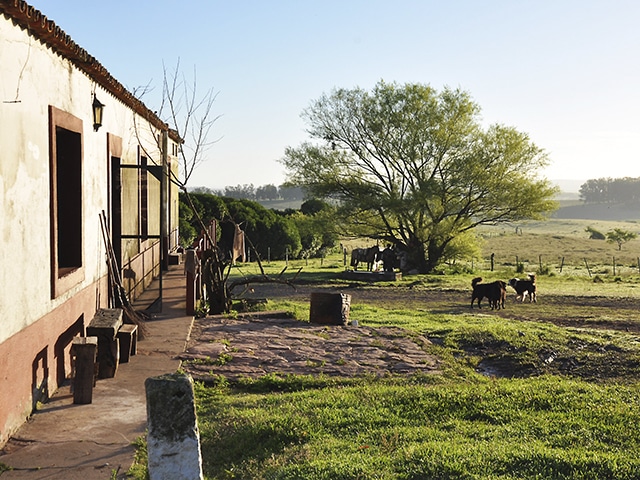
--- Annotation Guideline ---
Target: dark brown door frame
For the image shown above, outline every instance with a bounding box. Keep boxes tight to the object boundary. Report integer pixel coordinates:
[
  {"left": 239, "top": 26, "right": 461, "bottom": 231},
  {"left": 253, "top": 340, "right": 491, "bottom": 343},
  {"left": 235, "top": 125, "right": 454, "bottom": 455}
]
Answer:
[{"left": 118, "top": 163, "right": 164, "bottom": 310}]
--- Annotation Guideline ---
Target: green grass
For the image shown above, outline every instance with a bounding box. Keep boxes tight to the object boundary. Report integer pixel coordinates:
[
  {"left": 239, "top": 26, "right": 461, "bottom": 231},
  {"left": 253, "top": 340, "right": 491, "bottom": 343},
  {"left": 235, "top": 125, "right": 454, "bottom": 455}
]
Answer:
[
  {"left": 129, "top": 218, "right": 640, "bottom": 479},
  {"left": 183, "top": 297, "right": 640, "bottom": 479},
  {"left": 194, "top": 376, "right": 640, "bottom": 479}
]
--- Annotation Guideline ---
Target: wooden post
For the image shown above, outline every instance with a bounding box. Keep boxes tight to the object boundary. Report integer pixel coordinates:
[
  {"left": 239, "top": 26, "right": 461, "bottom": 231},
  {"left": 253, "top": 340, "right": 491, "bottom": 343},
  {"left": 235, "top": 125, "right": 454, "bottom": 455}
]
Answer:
[
  {"left": 584, "top": 258, "right": 592, "bottom": 277},
  {"left": 86, "top": 308, "right": 123, "bottom": 379},
  {"left": 185, "top": 249, "right": 198, "bottom": 315},
  {"left": 559, "top": 257, "right": 565, "bottom": 273},
  {"left": 613, "top": 257, "right": 616, "bottom": 276},
  {"left": 186, "top": 272, "right": 196, "bottom": 315},
  {"left": 117, "top": 324, "right": 138, "bottom": 363},
  {"left": 490, "top": 253, "right": 495, "bottom": 272},
  {"left": 71, "top": 336, "right": 98, "bottom": 404}
]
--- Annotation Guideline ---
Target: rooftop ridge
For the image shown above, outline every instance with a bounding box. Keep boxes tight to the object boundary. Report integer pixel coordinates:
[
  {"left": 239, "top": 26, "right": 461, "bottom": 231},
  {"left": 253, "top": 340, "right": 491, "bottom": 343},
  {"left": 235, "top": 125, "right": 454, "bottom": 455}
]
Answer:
[{"left": 0, "top": 0, "right": 179, "bottom": 141}]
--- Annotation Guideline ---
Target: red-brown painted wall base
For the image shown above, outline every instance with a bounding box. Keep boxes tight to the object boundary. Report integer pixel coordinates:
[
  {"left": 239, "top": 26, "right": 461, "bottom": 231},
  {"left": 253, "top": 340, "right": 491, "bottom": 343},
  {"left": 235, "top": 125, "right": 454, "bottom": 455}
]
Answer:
[{"left": 0, "top": 276, "right": 108, "bottom": 447}]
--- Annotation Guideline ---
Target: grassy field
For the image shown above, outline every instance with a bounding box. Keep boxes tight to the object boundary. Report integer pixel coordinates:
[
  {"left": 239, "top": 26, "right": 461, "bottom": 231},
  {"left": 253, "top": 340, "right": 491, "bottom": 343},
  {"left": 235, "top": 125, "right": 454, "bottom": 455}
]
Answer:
[
  {"left": 184, "top": 283, "right": 640, "bottom": 479},
  {"left": 477, "top": 217, "right": 640, "bottom": 277},
  {"left": 193, "top": 376, "right": 640, "bottom": 479},
  {"left": 131, "top": 215, "right": 640, "bottom": 479}
]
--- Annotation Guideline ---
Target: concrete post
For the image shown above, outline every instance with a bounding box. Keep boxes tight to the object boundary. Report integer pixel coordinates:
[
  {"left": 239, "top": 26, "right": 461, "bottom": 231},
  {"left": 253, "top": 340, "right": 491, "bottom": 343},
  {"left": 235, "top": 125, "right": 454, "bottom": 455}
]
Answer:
[{"left": 145, "top": 373, "right": 203, "bottom": 480}]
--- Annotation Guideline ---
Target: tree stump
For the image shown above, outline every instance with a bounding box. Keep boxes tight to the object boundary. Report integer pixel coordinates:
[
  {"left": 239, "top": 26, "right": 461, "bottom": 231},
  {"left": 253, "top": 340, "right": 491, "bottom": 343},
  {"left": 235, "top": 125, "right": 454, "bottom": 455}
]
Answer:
[
  {"left": 71, "top": 336, "right": 98, "bottom": 404},
  {"left": 309, "top": 292, "right": 351, "bottom": 325}
]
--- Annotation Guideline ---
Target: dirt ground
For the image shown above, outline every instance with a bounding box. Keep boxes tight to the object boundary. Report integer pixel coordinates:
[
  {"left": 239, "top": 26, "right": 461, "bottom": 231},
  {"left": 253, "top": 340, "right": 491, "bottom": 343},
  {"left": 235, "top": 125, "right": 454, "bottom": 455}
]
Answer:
[{"left": 180, "top": 281, "right": 640, "bottom": 383}]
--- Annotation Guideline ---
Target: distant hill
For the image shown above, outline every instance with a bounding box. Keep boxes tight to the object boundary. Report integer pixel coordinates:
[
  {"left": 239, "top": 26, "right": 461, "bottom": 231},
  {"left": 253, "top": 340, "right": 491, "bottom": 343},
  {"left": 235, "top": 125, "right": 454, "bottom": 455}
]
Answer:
[
  {"left": 551, "top": 179, "right": 583, "bottom": 200},
  {"left": 553, "top": 201, "right": 640, "bottom": 221},
  {"left": 256, "top": 199, "right": 303, "bottom": 211}
]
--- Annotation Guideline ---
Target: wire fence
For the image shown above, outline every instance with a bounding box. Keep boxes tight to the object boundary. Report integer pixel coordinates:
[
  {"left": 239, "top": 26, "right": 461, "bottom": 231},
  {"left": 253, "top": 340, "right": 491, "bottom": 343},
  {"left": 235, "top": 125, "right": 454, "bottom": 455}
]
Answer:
[{"left": 475, "top": 253, "right": 640, "bottom": 278}]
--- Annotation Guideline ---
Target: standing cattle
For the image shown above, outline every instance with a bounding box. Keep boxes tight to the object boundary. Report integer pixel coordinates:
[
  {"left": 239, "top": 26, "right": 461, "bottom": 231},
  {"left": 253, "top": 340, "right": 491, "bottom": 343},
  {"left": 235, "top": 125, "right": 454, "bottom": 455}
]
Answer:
[
  {"left": 379, "top": 246, "right": 400, "bottom": 272},
  {"left": 350, "top": 246, "right": 380, "bottom": 271}
]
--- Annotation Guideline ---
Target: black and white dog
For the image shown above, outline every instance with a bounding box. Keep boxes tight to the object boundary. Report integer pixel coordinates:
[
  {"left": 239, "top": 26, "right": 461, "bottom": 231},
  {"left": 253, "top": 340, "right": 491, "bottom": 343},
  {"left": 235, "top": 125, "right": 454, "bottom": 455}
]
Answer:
[{"left": 508, "top": 274, "right": 537, "bottom": 303}]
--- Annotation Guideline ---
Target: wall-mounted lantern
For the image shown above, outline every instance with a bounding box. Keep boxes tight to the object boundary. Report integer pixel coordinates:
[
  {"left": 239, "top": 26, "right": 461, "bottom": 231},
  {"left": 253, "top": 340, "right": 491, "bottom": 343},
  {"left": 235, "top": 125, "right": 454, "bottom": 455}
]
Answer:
[{"left": 92, "top": 94, "right": 104, "bottom": 131}]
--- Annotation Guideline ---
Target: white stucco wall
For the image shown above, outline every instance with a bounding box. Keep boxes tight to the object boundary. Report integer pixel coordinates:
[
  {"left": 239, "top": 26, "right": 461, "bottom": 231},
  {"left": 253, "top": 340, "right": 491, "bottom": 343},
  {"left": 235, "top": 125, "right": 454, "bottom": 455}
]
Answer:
[
  {"left": 0, "top": 6, "right": 182, "bottom": 446},
  {"left": 0, "top": 14, "right": 166, "bottom": 344}
]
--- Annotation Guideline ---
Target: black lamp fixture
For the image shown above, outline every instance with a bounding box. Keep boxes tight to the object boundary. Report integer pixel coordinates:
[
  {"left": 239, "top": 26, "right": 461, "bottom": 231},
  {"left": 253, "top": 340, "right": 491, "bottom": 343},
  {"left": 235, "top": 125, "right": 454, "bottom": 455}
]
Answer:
[{"left": 92, "top": 94, "right": 104, "bottom": 131}]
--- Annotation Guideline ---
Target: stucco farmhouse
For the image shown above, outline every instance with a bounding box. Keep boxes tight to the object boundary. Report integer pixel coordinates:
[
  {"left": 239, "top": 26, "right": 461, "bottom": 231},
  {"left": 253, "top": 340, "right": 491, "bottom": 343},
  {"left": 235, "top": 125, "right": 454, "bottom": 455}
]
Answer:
[{"left": 0, "top": 0, "right": 181, "bottom": 446}]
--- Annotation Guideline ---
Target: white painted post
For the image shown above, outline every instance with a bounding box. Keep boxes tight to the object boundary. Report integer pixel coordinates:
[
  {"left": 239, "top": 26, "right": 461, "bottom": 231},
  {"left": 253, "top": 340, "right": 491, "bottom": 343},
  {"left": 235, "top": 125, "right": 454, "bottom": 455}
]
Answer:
[{"left": 145, "top": 373, "right": 203, "bottom": 480}]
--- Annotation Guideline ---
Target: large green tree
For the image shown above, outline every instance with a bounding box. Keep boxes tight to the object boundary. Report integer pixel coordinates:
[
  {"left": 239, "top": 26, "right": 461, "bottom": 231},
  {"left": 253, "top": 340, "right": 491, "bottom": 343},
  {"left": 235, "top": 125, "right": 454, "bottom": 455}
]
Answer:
[{"left": 281, "top": 81, "right": 558, "bottom": 273}]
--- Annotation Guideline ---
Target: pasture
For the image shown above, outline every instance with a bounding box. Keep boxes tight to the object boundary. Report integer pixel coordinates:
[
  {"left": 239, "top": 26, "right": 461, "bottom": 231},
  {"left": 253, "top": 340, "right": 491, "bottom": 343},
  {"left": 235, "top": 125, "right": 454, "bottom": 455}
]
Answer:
[
  {"left": 135, "top": 215, "right": 640, "bottom": 479},
  {"left": 477, "top": 217, "right": 640, "bottom": 277}
]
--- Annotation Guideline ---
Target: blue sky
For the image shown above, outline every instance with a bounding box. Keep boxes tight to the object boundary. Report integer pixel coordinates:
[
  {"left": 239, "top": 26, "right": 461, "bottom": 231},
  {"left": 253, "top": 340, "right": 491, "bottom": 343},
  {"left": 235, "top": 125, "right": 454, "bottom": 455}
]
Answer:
[{"left": 34, "top": 1, "right": 640, "bottom": 190}]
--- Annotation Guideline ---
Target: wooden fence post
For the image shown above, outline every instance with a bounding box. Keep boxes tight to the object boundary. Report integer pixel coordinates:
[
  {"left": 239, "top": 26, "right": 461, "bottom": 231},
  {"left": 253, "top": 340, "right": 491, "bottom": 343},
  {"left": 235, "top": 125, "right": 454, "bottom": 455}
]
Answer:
[
  {"left": 185, "top": 249, "right": 198, "bottom": 316},
  {"left": 584, "top": 258, "right": 592, "bottom": 277}
]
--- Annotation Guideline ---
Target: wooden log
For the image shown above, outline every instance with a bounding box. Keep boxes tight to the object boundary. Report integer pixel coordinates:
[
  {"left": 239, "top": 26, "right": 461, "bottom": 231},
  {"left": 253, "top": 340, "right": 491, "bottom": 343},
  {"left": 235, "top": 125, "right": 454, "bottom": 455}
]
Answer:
[
  {"left": 71, "top": 336, "right": 98, "bottom": 404},
  {"left": 87, "top": 308, "right": 123, "bottom": 378},
  {"left": 309, "top": 292, "right": 351, "bottom": 325},
  {"left": 117, "top": 324, "right": 138, "bottom": 363}
]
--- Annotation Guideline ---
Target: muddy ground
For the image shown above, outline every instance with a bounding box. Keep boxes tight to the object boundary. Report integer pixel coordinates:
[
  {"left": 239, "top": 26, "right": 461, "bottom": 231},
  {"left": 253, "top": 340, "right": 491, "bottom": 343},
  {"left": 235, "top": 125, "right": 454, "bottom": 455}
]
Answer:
[{"left": 180, "top": 281, "right": 640, "bottom": 383}]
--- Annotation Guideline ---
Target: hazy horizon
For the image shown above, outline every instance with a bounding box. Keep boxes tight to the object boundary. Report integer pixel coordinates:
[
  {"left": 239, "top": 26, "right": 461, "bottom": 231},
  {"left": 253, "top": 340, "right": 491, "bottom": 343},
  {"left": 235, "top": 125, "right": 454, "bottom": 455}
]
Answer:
[
  {"left": 194, "top": 178, "right": 591, "bottom": 195},
  {"left": 36, "top": 1, "right": 640, "bottom": 189}
]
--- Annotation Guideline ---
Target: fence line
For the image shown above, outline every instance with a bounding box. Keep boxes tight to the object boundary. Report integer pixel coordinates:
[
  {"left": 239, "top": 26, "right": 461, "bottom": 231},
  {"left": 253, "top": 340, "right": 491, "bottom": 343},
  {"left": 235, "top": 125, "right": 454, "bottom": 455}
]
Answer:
[{"left": 482, "top": 253, "right": 640, "bottom": 277}]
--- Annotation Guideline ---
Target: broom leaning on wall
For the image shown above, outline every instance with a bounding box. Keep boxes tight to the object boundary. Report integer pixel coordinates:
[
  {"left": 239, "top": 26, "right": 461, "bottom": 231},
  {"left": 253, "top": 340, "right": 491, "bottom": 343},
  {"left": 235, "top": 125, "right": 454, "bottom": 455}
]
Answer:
[{"left": 99, "top": 210, "right": 150, "bottom": 339}]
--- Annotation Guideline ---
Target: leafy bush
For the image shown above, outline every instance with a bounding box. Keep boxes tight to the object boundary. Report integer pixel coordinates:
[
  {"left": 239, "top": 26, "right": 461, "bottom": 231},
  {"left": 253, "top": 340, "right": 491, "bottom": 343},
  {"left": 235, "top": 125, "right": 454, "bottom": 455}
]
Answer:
[
  {"left": 181, "top": 192, "right": 302, "bottom": 259},
  {"left": 585, "top": 226, "right": 605, "bottom": 240}
]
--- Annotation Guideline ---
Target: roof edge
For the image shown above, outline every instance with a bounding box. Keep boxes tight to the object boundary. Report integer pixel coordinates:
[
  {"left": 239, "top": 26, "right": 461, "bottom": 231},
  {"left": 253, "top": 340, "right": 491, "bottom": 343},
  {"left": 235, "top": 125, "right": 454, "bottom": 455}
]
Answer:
[{"left": 0, "top": 0, "right": 181, "bottom": 143}]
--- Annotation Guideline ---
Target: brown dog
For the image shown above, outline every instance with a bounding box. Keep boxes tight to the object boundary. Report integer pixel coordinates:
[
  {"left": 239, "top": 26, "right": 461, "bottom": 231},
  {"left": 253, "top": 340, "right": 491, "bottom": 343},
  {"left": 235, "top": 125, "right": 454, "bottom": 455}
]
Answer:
[{"left": 471, "top": 277, "right": 507, "bottom": 310}]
